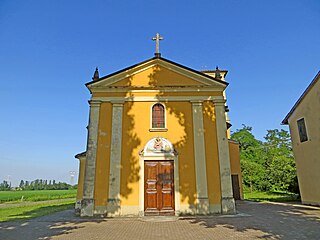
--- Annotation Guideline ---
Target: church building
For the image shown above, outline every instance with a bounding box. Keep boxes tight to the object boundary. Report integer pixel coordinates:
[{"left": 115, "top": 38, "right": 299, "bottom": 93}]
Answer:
[{"left": 75, "top": 36, "right": 242, "bottom": 217}]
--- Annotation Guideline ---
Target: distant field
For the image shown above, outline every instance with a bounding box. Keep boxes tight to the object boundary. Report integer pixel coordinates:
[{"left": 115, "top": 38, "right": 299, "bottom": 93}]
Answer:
[{"left": 0, "top": 189, "right": 77, "bottom": 203}]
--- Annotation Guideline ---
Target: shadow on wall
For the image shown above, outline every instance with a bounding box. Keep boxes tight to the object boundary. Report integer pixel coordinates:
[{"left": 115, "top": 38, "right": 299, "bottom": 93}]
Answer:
[
  {"left": 114, "top": 65, "right": 222, "bottom": 212},
  {"left": 120, "top": 91, "right": 141, "bottom": 200},
  {"left": 148, "top": 66, "right": 197, "bottom": 209}
]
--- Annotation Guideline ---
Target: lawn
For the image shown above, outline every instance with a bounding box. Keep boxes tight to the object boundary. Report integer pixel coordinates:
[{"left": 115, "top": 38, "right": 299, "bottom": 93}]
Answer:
[
  {"left": 0, "top": 200, "right": 75, "bottom": 222},
  {"left": 244, "top": 191, "right": 300, "bottom": 202},
  {"left": 0, "top": 189, "right": 77, "bottom": 203}
]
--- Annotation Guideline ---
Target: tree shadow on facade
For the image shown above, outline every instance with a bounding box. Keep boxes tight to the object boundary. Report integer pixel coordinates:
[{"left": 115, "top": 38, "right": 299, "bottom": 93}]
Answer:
[
  {"left": 120, "top": 91, "right": 141, "bottom": 200},
  {"left": 147, "top": 66, "right": 198, "bottom": 211}
]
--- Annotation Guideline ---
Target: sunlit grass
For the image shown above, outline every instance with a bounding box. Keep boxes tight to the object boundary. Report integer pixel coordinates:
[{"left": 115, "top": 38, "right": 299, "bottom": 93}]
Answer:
[
  {"left": 0, "top": 190, "right": 77, "bottom": 203},
  {"left": 244, "top": 191, "right": 300, "bottom": 202},
  {"left": 0, "top": 200, "right": 75, "bottom": 222}
]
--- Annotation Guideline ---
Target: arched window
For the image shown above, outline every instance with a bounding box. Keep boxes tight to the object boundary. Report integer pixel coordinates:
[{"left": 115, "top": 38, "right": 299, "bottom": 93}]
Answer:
[{"left": 152, "top": 103, "right": 165, "bottom": 128}]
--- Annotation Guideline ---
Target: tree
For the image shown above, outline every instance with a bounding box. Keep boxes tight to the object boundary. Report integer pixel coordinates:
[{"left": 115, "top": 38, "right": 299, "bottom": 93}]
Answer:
[
  {"left": 264, "top": 129, "right": 298, "bottom": 192},
  {"left": 231, "top": 125, "right": 269, "bottom": 192},
  {"left": 0, "top": 180, "right": 11, "bottom": 191},
  {"left": 19, "top": 180, "right": 25, "bottom": 189},
  {"left": 232, "top": 125, "right": 298, "bottom": 194}
]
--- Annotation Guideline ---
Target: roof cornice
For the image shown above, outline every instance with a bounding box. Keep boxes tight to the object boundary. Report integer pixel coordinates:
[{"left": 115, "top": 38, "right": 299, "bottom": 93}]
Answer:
[{"left": 282, "top": 71, "right": 320, "bottom": 125}]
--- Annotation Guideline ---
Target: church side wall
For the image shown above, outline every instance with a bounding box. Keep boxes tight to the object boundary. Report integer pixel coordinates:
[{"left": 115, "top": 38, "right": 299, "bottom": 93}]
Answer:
[
  {"left": 120, "top": 101, "right": 197, "bottom": 211},
  {"left": 94, "top": 103, "right": 113, "bottom": 207},
  {"left": 203, "top": 101, "right": 222, "bottom": 211},
  {"left": 76, "top": 157, "right": 86, "bottom": 201},
  {"left": 229, "top": 141, "right": 243, "bottom": 199}
]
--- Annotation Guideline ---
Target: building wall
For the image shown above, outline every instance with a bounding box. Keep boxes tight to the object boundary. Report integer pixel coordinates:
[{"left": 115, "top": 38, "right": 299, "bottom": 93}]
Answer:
[
  {"left": 203, "top": 101, "right": 222, "bottom": 205},
  {"left": 119, "top": 101, "right": 198, "bottom": 208},
  {"left": 94, "top": 103, "right": 113, "bottom": 206},
  {"left": 287, "top": 78, "right": 320, "bottom": 206},
  {"left": 229, "top": 140, "right": 243, "bottom": 199},
  {"left": 76, "top": 157, "right": 86, "bottom": 201}
]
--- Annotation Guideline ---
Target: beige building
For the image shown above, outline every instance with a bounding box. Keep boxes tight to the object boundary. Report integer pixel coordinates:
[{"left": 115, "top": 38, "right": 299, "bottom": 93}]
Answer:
[{"left": 282, "top": 71, "right": 320, "bottom": 206}]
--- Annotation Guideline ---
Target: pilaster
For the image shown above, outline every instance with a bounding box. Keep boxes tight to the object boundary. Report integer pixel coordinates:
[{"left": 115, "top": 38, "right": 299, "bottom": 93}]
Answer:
[
  {"left": 81, "top": 100, "right": 101, "bottom": 217},
  {"left": 107, "top": 102, "right": 124, "bottom": 216},
  {"left": 191, "top": 101, "right": 209, "bottom": 214},
  {"left": 214, "top": 101, "right": 236, "bottom": 214}
]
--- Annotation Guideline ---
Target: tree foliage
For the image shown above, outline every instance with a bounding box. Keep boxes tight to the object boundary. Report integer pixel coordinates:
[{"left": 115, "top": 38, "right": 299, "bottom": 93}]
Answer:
[
  {"left": 18, "top": 179, "right": 75, "bottom": 190},
  {"left": 0, "top": 180, "right": 11, "bottom": 191},
  {"left": 231, "top": 125, "right": 298, "bottom": 193}
]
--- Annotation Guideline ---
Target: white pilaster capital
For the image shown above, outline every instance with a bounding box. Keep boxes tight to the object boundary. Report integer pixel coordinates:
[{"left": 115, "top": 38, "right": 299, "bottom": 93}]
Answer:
[
  {"left": 88, "top": 100, "right": 102, "bottom": 107},
  {"left": 190, "top": 100, "right": 203, "bottom": 105},
  {"left": 112, "top": 102, "right": 124, "bottom": 107},
  {"left": 213, "top": 99, "right": 226, "bottom": 106}
]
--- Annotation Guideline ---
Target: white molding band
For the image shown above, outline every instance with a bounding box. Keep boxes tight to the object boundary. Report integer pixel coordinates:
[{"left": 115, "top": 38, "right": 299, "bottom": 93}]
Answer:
[
  {"left": 107, "top": 102, "right": 124, "bottom": 216},
  {"left": 81, "top": 100, "right": 101, "bottom": 217},
  {"left": 214, "top": 102, "right": 236, "bottom": 214},
  {"left": 92, "top": 96, "right": 225, "bottom": 103},
  {"left": 192, "top": 101, "right": 209, "bottom": 214},
  {"left": 91, "top": 87, "right": 224, "bottom": 93}
]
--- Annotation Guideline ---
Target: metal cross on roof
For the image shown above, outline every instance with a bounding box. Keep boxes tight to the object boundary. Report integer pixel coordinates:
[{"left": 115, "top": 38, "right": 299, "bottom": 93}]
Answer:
[{"left": 152, "top": 33, "right": 164, "bottom": 56}]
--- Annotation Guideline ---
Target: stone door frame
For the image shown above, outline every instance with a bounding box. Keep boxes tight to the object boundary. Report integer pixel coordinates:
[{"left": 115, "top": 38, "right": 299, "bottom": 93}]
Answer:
[{"left": 139, "top": 138, "right": 180, "bottom": 216}]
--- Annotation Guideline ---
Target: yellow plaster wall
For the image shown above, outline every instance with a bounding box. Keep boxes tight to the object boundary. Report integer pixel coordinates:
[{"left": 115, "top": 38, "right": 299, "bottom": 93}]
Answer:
[
  {"left": 112, "top": 65, "right": 204, "bottom": 87},
  {"left": 229, "top": 141, "right": 243, "bottom": 199},
  {"left": 203, "top": 101, "right": 222, "bottom": 204},
  {"left": 287, "top": 77, "right": 320, "bottom": 205},
  {"left": 120, "top": 101, "right": 197, "bottom": 206},
  {"left": 94, "top": 103, "right": 113, "bottom": 206},
  {"left": 76, "top": 157, "right": 86, "bottom": 200}
]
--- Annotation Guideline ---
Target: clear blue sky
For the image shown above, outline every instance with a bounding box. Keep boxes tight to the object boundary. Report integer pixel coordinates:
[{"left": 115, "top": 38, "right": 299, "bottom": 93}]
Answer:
[{"left": 1, "top": 1, "right": 319, "bottom": 186}]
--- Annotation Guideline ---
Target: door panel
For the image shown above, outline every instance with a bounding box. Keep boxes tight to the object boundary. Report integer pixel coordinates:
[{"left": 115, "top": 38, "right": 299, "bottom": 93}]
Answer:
[
  {"left": 144, "top": 162, "right": 158, "bottom": 214},
  {"left": 144, "top": 161, "right": 174, "bottom": 216},
  {"left": 231, "top": 174, "right": 241, "bottom": 200}
]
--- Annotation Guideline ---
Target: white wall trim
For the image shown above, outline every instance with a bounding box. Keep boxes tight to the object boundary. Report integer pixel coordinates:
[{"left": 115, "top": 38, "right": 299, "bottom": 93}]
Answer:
[
  {"left": 91, "top": 87, "right": 224, "bottom": 93},
  {"left": 81, "top": 100, "right": 101, "bottom": 217},
  {"left": 192, "top": 101, "right": 209, "bottom": 214},
  {"left": 107, "top": 102, "right": 124, "bottom": 216},
  {"left": 91, "top": 96, "right": 226, "bottom": 103},
  {"left": 214, "top": 102, "right": 235, "bottom": 214}
]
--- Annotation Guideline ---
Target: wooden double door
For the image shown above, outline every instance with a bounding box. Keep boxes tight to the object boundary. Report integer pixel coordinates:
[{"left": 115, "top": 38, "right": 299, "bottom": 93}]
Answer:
[{"left": 144, "top": 161, "right": 175, "bottom": 216}]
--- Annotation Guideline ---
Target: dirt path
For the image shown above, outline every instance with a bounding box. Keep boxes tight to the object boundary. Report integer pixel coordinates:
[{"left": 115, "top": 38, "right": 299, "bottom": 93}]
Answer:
[{"left": 0, "top": 198, "right": 75, "bottom": 208}]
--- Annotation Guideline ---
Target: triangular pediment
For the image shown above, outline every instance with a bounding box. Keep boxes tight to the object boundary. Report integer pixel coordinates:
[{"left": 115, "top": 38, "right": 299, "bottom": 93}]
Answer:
[{"left": 86, "top": 57, "right": 228, "bottom": 91}]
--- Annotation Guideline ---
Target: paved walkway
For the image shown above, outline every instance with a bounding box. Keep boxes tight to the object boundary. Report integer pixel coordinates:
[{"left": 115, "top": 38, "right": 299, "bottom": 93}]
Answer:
[{"left": 0, "top": 201, "right": 319, "bottom": 240}]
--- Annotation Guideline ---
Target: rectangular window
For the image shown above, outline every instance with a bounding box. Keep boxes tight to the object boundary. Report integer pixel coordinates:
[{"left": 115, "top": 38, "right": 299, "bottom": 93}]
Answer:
[{"left": 297, "top": 118, "right": 308, "bottom": 142}]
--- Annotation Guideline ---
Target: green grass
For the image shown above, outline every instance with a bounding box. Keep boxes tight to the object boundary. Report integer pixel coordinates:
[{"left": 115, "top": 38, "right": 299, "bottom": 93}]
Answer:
[
  {"left": 0, "top": 200, "right": 75, "bottom": 222},
  {"left": 0, "top": 189, "right": 77, "bottom": 203},
  {"left": 244, "top": 191, "right": 300, "bottom": 202}
]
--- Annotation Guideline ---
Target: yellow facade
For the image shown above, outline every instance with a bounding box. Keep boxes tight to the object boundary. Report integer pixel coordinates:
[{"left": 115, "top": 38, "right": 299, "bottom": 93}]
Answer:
[
  {"left": 75, "top": 56, "right": 241, "bottom": 216},
  {"left": 283, "top": 72, "right": 320, "bottom": 206}
]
